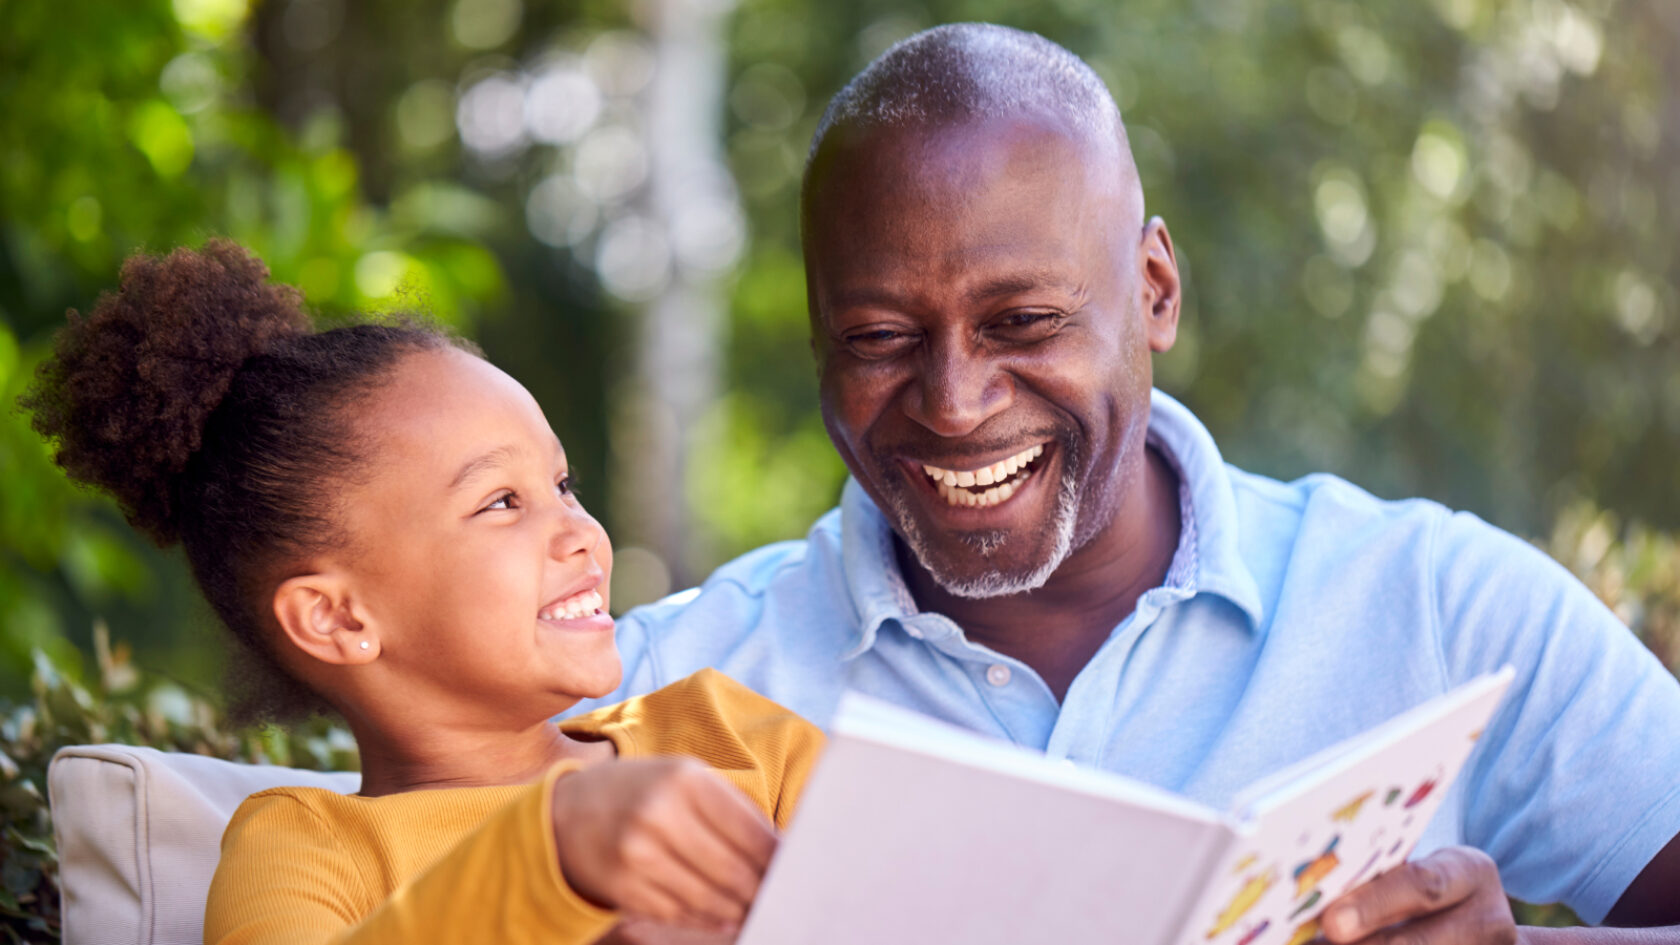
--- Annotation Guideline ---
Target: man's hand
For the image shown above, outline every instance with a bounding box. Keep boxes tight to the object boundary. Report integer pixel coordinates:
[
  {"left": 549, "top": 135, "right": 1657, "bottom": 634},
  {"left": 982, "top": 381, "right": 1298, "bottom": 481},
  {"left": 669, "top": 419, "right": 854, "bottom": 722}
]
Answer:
[
  {"left": 549, "top": 758, "right": 779, "bottom": 933},
  {"left": 1322, "top": 847, "right": 1516, "bottom": 944}
]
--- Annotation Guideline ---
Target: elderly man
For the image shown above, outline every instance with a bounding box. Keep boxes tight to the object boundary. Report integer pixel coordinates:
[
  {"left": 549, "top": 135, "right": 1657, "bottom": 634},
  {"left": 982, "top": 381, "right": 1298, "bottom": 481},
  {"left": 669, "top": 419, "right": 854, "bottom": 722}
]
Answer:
[{"left": 582, "top": 23, "right": 1680, "bottom": 941}]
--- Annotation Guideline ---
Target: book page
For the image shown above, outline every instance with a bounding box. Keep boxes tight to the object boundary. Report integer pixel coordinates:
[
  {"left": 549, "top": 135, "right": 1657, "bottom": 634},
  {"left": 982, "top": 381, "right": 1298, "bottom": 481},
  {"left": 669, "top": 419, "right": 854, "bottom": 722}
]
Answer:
[
  {"left": 835, "top": 690, "right": 1227, "bottom": 824},
  {"left": 738, "top": 694, "right": 1235, "bottom": 945},
  {"left": 1172, "top": 668, "right": 1514, "bottom": 945}
]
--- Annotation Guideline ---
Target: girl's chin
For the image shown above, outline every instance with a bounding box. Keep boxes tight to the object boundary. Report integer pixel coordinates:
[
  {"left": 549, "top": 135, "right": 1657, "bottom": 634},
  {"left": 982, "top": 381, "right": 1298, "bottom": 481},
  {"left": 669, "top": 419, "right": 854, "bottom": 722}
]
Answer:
[{"left": 553, "top": 655, "right": 625, "bottom": 704}]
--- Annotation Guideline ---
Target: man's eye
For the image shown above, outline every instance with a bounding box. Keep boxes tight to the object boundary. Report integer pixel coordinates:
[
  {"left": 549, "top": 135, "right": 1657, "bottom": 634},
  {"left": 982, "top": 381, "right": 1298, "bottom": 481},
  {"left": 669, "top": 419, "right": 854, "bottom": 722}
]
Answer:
[
  {"left": 845, "top": 329, "right": 915, "bottom": 358},
  {"left": 993, "top": 311, "right": 1062, "bottom": 339}
]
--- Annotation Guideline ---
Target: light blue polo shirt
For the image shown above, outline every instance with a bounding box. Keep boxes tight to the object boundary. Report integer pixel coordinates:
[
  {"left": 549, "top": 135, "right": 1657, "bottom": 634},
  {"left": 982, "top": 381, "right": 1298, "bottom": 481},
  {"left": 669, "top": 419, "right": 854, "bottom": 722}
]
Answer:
[{"left": 575, "top": 389, "right": 1680, "bottom": 922}]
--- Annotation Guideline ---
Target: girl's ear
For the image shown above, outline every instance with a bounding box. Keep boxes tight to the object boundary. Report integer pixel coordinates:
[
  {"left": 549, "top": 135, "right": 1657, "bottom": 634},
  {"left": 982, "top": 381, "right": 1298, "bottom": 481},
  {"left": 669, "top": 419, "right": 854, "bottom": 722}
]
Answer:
[{"left": 273, "top": 574, "right": 378, "bottom": 666}]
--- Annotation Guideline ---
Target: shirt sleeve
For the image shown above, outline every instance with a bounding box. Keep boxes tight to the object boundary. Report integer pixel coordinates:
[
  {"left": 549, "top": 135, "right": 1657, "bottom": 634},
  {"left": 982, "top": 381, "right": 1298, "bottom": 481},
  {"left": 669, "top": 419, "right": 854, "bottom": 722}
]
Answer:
[
  {"left": 1431, "top": 508, "right": 1680, "bottom": 922},
  {"left": 204, "top": 763, "right": 616, "bottom": 945},
  {"left": 700, "top": 668, "right": 828, "bottom": 830}
]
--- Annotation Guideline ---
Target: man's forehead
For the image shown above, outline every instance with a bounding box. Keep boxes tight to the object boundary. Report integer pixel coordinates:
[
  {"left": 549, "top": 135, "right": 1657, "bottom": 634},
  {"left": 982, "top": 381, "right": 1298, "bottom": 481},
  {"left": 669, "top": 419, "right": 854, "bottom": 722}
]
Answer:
[
  {"left": 814, "top": 109, "right": 1121, "bottom": 186},
  {"left": 805, "top": 115, "right": 1130, "bottom": 255},
  {"left": 816, "top": 262, "right": 1092, "bottom": 319}
]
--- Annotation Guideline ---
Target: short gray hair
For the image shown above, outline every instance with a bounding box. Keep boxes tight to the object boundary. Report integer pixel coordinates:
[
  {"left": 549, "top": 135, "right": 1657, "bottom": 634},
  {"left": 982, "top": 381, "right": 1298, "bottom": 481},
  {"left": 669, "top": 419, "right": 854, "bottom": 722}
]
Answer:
[{"left": 808, "top": 23, "right": 1125, "bottom": 164}]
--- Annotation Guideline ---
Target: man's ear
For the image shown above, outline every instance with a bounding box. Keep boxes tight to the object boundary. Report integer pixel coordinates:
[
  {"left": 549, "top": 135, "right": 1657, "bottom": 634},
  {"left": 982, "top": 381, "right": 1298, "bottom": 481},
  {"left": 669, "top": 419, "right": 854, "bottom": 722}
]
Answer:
[
  {"left": 273, "top": 574, "right": 378, "bottom": 667},
  {"left": 1138, "top": 216, "right": 1181, "bottom": 353}
]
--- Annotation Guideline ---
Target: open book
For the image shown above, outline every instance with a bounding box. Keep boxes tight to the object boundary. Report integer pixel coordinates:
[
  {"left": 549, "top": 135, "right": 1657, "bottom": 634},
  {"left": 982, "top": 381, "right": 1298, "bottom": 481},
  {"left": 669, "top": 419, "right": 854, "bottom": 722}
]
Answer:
[{"left": 738, "top": 667, "right": 1513, "bottom": 945}]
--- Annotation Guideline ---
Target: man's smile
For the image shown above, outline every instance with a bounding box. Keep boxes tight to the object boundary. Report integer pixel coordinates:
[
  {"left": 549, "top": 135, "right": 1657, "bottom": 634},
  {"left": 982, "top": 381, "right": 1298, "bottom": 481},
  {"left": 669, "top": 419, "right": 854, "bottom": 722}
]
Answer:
[{"left": 912, "top": 442, "right": 1049, "bottom": 509}]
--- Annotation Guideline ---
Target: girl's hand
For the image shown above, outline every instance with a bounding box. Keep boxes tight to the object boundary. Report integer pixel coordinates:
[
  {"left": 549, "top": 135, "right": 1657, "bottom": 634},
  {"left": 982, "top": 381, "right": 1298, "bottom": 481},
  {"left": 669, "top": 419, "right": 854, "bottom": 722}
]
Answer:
[
  {"left": 550, "top": 758, "right": 779, "bottom": 932},
  {"left": 598, "top": 917, "right": 741, "bottom": 945}
]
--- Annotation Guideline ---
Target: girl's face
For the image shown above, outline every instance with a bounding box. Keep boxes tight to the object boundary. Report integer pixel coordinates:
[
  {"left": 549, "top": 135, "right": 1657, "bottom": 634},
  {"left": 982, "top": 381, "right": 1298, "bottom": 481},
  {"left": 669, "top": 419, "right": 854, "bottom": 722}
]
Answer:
[{"left": 327, "top": 346, "right": 618, "bottom": 724}]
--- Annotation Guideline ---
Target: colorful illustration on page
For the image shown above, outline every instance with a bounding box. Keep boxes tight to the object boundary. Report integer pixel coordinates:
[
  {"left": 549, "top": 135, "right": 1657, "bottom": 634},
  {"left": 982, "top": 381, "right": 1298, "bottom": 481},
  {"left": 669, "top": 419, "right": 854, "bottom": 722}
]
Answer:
[
  {"left": 1187, "top": 679, "right": 1504, "bottom": 945},
  {"left": 1205, "top": 869, "right": 1276, "bottom": 939}
]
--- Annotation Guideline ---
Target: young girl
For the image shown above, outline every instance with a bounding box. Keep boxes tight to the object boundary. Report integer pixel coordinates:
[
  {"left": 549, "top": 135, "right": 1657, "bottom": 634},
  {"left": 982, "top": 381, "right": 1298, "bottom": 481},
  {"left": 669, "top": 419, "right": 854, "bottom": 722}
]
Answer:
[{"left": 26, "top": 241, "right": 822, "bottom": 944}]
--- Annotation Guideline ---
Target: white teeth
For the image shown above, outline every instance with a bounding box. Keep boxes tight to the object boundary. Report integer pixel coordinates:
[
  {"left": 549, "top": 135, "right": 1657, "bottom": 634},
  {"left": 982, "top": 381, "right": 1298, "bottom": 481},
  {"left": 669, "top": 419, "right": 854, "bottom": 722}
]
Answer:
[
  {"left": 936, "top": 470, "right": 1031, "bottom": 508},
  {"left": 921, "top": 443, "right": 1046, "bottom": 507},
  {"left": 541, "top": 589, "right": 603, "bottom": 621}
]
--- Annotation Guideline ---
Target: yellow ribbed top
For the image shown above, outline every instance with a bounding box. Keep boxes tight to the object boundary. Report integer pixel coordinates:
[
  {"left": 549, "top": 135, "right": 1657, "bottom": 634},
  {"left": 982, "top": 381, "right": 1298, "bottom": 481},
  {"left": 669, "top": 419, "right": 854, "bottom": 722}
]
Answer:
[{"left": 203, "top": 669, "right": 824, "bottom": 945}]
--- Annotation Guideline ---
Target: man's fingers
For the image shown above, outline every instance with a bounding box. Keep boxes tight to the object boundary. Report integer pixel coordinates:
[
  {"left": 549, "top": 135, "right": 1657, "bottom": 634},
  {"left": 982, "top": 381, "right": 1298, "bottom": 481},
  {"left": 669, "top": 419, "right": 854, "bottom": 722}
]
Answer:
[
  {"left": 1332, "top": 895, "right": 1516, "bottom": 945},
  {"left": 1321, "top": 848, "right": 1493, "bottom": 942}
]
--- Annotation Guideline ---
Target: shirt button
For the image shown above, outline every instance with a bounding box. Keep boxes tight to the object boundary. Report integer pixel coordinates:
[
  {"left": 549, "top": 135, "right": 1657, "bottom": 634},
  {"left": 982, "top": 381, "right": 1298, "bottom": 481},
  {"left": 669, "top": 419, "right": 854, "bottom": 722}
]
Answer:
[{"left": 985, "top": 664, "right": 1012, "bottom": 687}]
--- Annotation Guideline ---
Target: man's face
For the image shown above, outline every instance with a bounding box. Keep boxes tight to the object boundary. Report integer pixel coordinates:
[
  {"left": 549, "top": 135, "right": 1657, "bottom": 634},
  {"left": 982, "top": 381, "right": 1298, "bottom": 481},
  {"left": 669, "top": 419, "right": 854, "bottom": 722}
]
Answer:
[{"left": 805, "top": 116, "right": 1178, "bottom": 597}]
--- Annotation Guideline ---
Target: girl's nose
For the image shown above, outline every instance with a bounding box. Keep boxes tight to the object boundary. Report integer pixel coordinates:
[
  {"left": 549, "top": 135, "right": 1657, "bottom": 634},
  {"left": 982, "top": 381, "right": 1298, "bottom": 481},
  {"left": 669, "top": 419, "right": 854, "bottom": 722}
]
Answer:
[{"left": 548, "top": 497, "right": 606, "bottom": 561}]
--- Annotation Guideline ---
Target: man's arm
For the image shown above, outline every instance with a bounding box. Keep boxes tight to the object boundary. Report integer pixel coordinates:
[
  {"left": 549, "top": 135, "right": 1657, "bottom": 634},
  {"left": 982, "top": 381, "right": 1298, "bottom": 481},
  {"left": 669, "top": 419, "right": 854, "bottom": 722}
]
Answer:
[
  {"left": 1322, "top": 838, "right": 1680, "bottom": 945},
  {"left": 1592, "top": 827, "right": 1680, "bottom": 921},
  {"left": 1602, "top": 831, "right": 1680, "bottom": 927}
]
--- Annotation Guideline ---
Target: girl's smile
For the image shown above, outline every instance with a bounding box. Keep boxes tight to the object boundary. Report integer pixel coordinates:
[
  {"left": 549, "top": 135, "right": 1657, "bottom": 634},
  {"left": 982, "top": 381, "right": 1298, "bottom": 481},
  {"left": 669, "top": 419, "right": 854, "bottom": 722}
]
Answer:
[{"left": 319, "top": 346, "right": 621, "bottom": 728}]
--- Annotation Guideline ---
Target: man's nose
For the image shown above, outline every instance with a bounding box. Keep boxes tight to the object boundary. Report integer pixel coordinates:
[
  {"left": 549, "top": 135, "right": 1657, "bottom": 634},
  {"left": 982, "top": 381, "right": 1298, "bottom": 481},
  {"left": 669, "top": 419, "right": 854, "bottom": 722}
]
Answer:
[{"left": 903, "top": 338, "right": 1011, "bottom": 438}]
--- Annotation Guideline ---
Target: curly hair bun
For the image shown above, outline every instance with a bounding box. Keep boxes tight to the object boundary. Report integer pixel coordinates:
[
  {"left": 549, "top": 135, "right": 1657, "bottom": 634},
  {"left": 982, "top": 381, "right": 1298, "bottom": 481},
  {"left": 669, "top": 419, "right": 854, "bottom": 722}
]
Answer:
[{"left": 26, "top": 239, "right": 311, "bottom": 544}]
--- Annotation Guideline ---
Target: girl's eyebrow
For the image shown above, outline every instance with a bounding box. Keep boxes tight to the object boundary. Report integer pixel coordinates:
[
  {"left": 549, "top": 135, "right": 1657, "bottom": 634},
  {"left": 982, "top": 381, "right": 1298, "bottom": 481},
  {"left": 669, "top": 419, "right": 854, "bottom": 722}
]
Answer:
[
  {"left": 448, "top": 436, "right": 566, "bottom": 491},
  {"left": 449, "top": 445, "right": 520, "bottom": 491}
]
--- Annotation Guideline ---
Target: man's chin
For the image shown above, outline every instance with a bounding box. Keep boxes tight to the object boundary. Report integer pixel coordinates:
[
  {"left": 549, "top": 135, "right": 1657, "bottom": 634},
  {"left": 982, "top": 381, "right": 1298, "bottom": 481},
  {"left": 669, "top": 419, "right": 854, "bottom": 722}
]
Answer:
[
  {"left": 868, "top": 442, "right": 1084, "bottom": 598},
  {"left": 919, "top": 551, "right": 1059, "bottom": 599},
  {"left": 888, "top": 498, "right": 1079, "bottom": 600}
]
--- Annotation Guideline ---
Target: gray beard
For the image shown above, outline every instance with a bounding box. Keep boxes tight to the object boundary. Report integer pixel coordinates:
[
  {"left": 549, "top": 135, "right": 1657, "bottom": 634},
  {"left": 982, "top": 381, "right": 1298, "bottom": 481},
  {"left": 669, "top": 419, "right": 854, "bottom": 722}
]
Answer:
[{"left": 885, "top": 464, "right": 1082, "bottom": 600}]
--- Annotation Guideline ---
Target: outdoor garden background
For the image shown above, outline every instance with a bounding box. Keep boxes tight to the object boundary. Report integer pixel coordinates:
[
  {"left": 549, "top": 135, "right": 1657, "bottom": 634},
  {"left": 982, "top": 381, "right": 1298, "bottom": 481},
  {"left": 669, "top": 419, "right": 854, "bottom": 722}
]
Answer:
[{"left": 2, "top": 0, "right": 1677, "bottom": 940}]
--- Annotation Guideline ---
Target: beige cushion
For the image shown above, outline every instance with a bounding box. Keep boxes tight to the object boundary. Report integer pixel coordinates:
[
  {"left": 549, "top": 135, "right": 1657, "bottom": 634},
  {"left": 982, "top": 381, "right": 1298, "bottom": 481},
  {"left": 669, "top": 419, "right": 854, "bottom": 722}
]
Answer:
[{"left": 48, "top": 745, "right": 359, "bottom": 945}]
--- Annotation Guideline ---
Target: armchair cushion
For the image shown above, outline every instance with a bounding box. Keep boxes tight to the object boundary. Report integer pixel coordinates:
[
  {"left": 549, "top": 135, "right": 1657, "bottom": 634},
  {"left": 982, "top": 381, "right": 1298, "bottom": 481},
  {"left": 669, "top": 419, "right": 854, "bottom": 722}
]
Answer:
[{"left": 47, "top": 745, "right": 359, "bottom": 945}]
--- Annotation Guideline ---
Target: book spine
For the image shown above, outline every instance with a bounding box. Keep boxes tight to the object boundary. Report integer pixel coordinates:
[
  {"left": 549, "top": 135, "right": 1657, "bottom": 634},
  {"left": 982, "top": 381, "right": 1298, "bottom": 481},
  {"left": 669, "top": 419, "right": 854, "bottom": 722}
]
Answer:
[{"left": 1158, "top": 824, "right": 1243, "bottom": 945}]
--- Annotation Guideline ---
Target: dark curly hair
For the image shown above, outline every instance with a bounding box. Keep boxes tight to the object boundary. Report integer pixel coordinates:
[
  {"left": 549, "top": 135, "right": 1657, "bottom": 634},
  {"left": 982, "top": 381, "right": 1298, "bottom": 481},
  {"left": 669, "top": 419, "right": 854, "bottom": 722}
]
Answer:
[{"left": 24, "top": 240, "right": 464, "bottom": 724}]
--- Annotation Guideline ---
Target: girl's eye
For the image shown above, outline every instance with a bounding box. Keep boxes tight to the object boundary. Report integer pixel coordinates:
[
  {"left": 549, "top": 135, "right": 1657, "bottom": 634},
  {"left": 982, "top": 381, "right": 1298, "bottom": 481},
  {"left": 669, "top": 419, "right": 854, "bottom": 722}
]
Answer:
[
  {"left": 481, "top": 490, "right": 517, "bottom": 513},
  {"left": 556, "top": 475, "right": 575, "bottom": 497}
]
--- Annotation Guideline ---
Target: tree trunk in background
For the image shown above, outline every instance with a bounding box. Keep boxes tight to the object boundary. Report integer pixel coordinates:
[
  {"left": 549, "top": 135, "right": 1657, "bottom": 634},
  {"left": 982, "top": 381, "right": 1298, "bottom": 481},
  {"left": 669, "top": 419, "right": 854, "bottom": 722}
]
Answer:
[{"left": 611, "top": 0, "right": 740, "bottom": 595}]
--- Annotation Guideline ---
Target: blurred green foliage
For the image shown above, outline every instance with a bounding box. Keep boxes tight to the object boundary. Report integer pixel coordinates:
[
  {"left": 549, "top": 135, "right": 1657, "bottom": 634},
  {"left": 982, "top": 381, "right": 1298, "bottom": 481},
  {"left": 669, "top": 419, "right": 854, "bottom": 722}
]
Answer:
[{"left": 0, "top": 0, "right": 508, "bottom": 695}]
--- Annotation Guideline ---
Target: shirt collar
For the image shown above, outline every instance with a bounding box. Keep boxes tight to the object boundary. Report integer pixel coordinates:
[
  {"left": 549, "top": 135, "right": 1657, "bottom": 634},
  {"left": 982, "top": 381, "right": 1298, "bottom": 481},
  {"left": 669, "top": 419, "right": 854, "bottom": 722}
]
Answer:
[
  {"left": 839, "top": 477, "right": 918, "bottom": 659},
  {"left": 837, "top": 388, "right": 1265, "bottom": 658},
  {"left": 1145, "top": 388, "right": 1265, "bottom": 629}
]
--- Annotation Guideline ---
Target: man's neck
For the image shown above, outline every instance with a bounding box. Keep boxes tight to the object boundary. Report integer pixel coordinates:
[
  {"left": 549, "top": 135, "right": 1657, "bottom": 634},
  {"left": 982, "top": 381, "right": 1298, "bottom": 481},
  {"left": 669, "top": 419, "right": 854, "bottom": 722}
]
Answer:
[{"left": 897, "top": 444, "right": 1183, "bottom": 702}]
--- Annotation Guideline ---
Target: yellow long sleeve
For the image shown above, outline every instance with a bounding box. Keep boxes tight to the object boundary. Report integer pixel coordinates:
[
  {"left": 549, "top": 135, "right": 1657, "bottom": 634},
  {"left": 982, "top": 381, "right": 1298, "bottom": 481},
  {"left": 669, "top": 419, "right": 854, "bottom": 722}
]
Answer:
[
  {"left": 205, "top": 763, "right": 612, "bottom": 945},
  {"left": 204, "top": 670, "right": 823, "bottom": 945}
]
